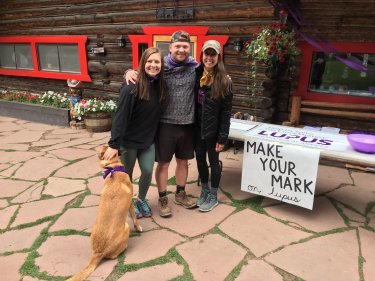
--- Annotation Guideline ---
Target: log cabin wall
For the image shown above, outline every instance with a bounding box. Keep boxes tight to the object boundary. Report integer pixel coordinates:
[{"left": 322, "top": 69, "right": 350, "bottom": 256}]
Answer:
[
  {"left": 0, "top": 0, "right": 282, "bottom": 121},
  {"left": 285, "top": 0, "right": 375, "bottom": 131}
]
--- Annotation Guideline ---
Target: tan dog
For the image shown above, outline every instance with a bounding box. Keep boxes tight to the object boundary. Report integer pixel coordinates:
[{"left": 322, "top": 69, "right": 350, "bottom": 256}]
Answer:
[{"left": 67, "top": 145, "right": 142, "bottom": 281}]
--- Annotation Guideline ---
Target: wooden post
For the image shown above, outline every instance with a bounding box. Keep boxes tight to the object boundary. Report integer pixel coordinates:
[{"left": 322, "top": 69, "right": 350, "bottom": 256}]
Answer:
[{"left": 290, "top": 96, "right": 302, "bottom": 126}]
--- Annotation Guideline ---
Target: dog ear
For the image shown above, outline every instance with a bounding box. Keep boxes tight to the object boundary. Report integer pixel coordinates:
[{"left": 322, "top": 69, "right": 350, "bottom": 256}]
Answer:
[{"left": 98, "top": 145, "right": 109, "bottom": 160}]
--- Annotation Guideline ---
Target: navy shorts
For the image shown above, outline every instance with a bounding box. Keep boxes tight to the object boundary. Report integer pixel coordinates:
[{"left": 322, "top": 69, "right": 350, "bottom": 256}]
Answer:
[{"left": 155, "top": 123, "right": 195, "bottom": 162}]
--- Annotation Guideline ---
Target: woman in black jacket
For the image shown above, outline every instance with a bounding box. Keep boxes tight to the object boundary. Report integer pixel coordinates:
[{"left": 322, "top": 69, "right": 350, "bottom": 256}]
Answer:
[
  {"left": 104, "top": 47, "right": 167, "bottom": 218},
  {"left": 195, "top": 40, "right": 233, "bottom": 212}
]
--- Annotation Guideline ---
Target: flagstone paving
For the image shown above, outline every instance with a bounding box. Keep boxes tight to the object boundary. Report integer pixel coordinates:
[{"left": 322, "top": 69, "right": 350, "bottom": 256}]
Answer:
[{"left": 0, "top": 116, "right": 375, "bottom": 281}]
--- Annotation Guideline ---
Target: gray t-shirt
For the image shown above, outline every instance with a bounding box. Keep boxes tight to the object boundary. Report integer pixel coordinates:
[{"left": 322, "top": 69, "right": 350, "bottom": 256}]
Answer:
[{"left": 161, "top": 56, "right": 197, "bottom": 125}]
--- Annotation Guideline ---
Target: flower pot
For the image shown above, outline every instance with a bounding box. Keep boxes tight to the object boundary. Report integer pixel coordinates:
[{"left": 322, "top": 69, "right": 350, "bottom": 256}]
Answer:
[
  {"left": 265, "top": 61, "right": 289, "bottom": 79},
  {"left": 84, "top": 112, "right": 112, "bottom": 132},
  {"left": 0, "top": 100, "right": 70, "bottom": 126}
]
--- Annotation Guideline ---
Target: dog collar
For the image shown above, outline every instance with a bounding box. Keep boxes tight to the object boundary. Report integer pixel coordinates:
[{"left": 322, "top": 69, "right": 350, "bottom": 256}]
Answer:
[{"left": 103, "top": 166, "right": 127, "bottom": 179}]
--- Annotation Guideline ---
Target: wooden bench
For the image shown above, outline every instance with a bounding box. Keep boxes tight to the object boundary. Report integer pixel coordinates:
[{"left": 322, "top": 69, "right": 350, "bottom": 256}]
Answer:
[{"left": 283, "top": 96, "right": 375, "bottom": 132}]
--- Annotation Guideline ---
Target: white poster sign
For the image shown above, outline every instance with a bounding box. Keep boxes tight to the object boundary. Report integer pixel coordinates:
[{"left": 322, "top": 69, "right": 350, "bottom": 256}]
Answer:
[
  {"left": 245, "top": 124, "right": 349, "bottom": 151},
  {"left": 241, "top": 137, "right": 320, "bottom": 210}
]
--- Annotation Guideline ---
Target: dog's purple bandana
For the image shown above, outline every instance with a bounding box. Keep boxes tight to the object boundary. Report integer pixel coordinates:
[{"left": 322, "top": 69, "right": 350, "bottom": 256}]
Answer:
[{"left": 103, "top": 166, "right": 127, "bottom": 179}]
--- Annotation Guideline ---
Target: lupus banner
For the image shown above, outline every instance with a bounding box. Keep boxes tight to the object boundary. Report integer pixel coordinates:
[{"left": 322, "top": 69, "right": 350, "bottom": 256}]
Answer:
[
  {"left": 245, "top": 124, "right": 349, "bottom": 151},
  {"left": 241, "top": 137, "right": 320, "bottom": 210}
]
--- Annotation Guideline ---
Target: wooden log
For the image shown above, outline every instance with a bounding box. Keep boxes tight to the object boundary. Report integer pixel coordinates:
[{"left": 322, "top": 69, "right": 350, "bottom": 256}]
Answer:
[
  {"left": 289, "top": 96, "right": 302, "bottom": 126},
  {"left": 0, "top": 20, "right": 273, "bottom": 36},
  {"left": 0, "top": 1, "right": 273, "bottom": 21},
  {"left": 300, "top": 108, "right": 375, "bottom": 120},
  {"left": 301, "top": 101, "right": 375, "bottom": 111},
  {"left": 88, "top": 61, "right": 132, "bottom": 75}
]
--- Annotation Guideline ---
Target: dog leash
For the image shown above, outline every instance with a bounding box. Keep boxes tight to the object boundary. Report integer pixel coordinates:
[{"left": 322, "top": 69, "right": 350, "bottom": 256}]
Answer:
[{"left": 103, "top": 166, "right": 127, "bottom": 179}]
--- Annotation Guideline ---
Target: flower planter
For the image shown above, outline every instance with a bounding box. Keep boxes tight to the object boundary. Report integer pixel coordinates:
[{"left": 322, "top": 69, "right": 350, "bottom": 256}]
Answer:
[
  {"left": 84, "top": 112, "right": 112, "bottom": 132},
  {"left": 0, "top": 100, "right": 70, "bottom": 126}
]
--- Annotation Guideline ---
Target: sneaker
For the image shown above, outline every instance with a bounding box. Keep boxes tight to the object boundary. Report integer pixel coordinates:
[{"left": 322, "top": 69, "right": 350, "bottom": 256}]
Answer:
[
  {"left": 199, "top": 194, "right": 218, "bottom": 212},
  {"left": 136, "top": 198, "right": 152, "bottom": 218},
  {"left": 133, "top": 199, "right": 142, "bottom": 219},
  {"left": 174, "top": 191, "right": 195, "bottom": 209},
  {"left": 158, "top": 196, "right": 172, "bottom": 217},
  {"left": 196, "top": 189, "right": 209, "bottom": 207}
]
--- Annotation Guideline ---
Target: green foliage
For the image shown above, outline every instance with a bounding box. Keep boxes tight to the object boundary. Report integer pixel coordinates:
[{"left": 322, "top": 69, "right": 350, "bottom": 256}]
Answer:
[
  {"left": 244, "top": 23, "right": 299, "bottom": 64},
  {"left": 73, "top": 98, "right": 117, "bottom": 120},
  {"left": 0, "top": 90, "right": 70, "bottom": 108}
]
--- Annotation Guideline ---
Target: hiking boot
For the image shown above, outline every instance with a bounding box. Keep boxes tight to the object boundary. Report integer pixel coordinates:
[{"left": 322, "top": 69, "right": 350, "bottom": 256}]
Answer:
[
  {"left": 133, "top": 199, "right": 142, "bottom": 219},
  {"left": 158, "top": 196, "right": 172, "bottom": 217},
  {"left": 196, "top": 189, "right": 209, "bottom": 207},
  {"left": 174, "top": 191, "right": 195, "bottom": 209},
  {"left": 199, "top": 193, "right": 218, "bottom": 212},
  {"left": 136, "top": 198, "right": 152, "bottom": 218}
]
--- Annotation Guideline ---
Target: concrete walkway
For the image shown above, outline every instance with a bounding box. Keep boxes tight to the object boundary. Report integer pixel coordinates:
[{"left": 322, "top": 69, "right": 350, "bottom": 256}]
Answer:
[{"left": 0, "top": 115, "right": 374, "bottom": 281}]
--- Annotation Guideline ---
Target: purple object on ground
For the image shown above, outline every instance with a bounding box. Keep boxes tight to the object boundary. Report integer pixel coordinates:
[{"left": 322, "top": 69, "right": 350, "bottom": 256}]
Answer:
[
  {"left": 347, "top": 133, "right": 375, "bottom": 154},
  {"left": 369, "top": 87, "right": 375, "bottom": 94}
]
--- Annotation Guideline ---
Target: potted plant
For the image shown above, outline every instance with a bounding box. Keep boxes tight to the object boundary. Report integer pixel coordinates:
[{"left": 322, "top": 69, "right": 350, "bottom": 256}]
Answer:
[
  {"left": 0, "top": 90, "right": 71, "bottom": 126},
  {"left": 73, "top": 98, "right": 117, "bottom": 132},
  {"left": 244, "top": 23, "right": 299, "bottom": 78}
]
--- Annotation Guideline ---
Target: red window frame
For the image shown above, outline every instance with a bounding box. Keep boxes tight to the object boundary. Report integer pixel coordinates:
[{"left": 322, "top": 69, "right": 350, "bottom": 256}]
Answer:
[
  {"left": 0, "top": 36, "right": 91, "bottom": 82},
  {"left": 128, "top": 26, "right": 229, "bottom": 69},
  {"left": 296, "top": 41, "right": 375, "bottom": 105}
]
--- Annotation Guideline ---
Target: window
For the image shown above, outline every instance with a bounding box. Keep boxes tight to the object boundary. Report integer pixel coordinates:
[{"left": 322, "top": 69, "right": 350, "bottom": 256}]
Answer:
[
  {"left": 309, "top": 52, "right": 375, "bottom": 98},
  {"left": 0, "top": 43, "right": 33, "bottom": 70},
  {"left": 297, "top": 41, "right": 375, "bottom": 105},
  {"left": 37, "top": 44, "right": 80, "bottom": 73},
  {"left": 0, "top": 36, "right": 91, "bottom": 82}
]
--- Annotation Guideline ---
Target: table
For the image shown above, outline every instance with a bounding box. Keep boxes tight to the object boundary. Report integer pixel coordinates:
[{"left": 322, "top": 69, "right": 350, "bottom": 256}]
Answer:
[{"left": 229, "top": 119, "right": 375, "bottom": 169}]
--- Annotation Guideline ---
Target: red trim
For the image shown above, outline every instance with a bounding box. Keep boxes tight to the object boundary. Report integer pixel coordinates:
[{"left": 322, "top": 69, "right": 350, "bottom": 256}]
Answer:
[
  {"left": 0, "top": 36, "right": 91, "bottom": 82},
  {"left": 128, "top": 35, "right": 153, "bottom": 70},
  {"left": 128, "top": 26, "right": 229, "bottom": 69},
  {"left": 296, "top": 41, "right": 375, "bottom": 105}
]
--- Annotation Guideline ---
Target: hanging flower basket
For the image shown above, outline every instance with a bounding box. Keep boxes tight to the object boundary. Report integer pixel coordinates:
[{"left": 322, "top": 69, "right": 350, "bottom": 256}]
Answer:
[{"left": 244, "top": 23, "right": 299, "bottom": 66}]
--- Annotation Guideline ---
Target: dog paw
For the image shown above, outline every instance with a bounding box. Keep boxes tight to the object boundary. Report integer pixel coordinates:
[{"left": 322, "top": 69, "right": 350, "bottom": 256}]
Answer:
[{"left": 135, "top": 225, "right": 143, "bottom": 232}]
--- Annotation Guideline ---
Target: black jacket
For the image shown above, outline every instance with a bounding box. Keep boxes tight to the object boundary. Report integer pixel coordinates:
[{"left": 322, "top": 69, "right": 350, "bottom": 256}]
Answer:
[
  {"left": 108, "top": 82, "right": 161, "bottom": 150},
  {"left": 195, "top": 66, "right": 233, "bottom": 144}
]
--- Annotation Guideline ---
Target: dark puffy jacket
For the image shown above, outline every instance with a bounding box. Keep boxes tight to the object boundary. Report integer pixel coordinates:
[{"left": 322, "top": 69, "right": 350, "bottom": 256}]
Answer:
[{"left": 195, "top": 66, "right": 233, "bottom": 144}]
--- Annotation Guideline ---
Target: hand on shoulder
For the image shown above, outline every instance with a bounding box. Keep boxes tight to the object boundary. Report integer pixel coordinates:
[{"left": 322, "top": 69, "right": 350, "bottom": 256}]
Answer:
[{"left": 123, "top": 69, "right": 139, "bottom": 85}]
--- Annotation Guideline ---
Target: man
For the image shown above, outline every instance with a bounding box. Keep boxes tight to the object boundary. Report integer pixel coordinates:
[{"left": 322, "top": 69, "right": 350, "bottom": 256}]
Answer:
[{"left": 125, "top": 30, "right": 197, "bottom": 217}]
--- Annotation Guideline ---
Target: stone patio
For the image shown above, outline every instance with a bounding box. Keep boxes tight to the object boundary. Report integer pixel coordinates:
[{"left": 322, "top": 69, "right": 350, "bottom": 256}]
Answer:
[{"left": 0, "top": 115, "right": 374, "bottom": 281}]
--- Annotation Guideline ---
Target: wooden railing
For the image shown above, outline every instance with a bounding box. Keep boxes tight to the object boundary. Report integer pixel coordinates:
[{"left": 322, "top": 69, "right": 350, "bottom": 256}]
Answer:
[{"left": 283, "top": 96, "right": 375, "bottom": 130}]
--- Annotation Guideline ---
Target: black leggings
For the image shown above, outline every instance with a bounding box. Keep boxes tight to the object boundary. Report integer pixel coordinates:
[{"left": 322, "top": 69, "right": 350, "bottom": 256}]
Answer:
[{"left": 194, "top": 131, "right": 221, "bottom": 189}]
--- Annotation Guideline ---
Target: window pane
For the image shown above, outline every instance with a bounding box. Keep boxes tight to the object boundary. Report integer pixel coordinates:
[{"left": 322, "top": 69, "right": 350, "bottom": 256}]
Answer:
[
  {"left": 0, "top": 44, "right": 16, "bottom": 69},
  {"left": 15, "top": 44, "right": 33, "bottom": 70},
  {"left": 58, "top": 44, "right": 80, "bottom": 73},
  {"left": 156, "top": 42, "right": 170, "bottom": 58},
  {"left": 38, "top": 44, "right": 60, "bottom": 72},
  {"left": 309, "top": 52, "right": 375, "bottom": 98},
  {"left": 138, "top": 43, "right": 149, "bottom": 62}
]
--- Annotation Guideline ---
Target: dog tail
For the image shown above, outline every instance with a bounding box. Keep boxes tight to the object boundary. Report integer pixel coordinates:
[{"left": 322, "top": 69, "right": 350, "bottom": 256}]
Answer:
[{"left": 66, "top": 252, "right": 103, "bottom": 281}]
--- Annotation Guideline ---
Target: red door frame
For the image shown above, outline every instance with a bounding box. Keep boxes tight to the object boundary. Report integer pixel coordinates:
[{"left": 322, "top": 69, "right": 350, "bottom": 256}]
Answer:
[{"left": 128, "top": 26, "right": 229, "bottom": 69}]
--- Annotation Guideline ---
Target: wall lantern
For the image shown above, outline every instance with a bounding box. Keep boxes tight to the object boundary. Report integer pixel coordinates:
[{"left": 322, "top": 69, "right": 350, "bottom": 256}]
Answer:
[
  {"left": 117, "top": 35, "right": 126, "bottom": 48},
  {"left": 233, "top": 39, "right": 243, "bottom": 52}
]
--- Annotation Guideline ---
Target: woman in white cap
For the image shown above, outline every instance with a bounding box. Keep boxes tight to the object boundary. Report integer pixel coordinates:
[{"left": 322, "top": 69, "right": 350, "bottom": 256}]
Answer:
[{"left": 194, "top": 40, "right": 233, "bottom": 212}]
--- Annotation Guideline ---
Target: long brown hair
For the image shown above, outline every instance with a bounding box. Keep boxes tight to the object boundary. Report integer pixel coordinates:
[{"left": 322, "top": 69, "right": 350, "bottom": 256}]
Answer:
[
  {"left": 136, "top": 47, "right": 167, "bottom": 102},
  {"left": 200, "top": 48, "right": 231, "bottom": 100}
]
